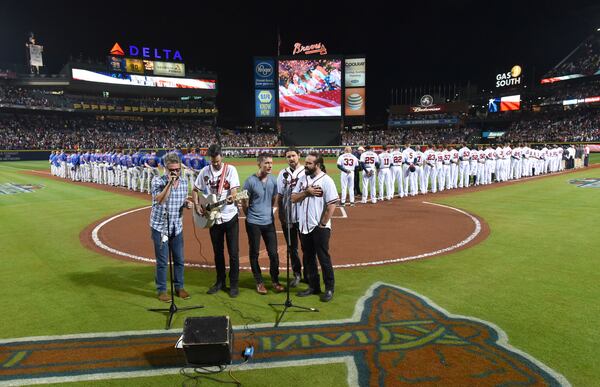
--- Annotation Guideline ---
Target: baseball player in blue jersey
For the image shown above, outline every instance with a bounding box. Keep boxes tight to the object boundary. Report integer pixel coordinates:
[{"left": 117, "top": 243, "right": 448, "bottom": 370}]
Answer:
[
  {"left": 143, "top": 150, "right": 160, "bottom": 194},
  {"left": 189, "top": 148, "right": 208, "bottom": 188},
  {"left": 130, "top": 148, "right": 142, "bottom": 191}
]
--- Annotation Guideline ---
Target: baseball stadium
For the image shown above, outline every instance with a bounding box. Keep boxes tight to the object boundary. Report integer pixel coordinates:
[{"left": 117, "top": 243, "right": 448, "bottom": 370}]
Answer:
[{"left": 1, "top": 3, "right": 600, "bottom": 387}]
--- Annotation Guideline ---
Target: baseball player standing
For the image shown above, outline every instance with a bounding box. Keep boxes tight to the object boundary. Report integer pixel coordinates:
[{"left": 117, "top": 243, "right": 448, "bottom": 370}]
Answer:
[
  {"left": 336, "top": 146, "right": 359, "bottom": 206},
  {"left": 423, "top": 144, "right": 437, "bottom": 194},
  {"left": 377, "top": 145, "right": 394, "bottom": 200},
  {"left": 390, "top": 145, "right": 405, "bottom": 198},
  {"left": 359, "top": 145, "right": 379, "bottom": 204},
  {"left": 449, "top": 145, "right": 459, "bottom": 189},
  {"left": 457, "top": 143, "right": 471, "bottom": 188},
  {"left": 401, "top": 144, "right": 415, "bottom": 194}
]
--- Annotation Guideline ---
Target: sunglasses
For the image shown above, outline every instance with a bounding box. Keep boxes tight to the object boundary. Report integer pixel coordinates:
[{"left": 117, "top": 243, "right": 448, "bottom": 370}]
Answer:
[{"left": 168, "top": 168, "right": 180, "bottom": 172}]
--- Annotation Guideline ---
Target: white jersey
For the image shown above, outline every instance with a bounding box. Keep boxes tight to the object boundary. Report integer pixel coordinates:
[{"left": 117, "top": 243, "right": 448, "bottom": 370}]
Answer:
[
  {"left": 512, "top": 147, "right": 522, "bottom": 159},
  {"left": 195, "top": 164, "right": 240, "bottom": 224},
  {"left": 442, "top": 150, "right": 452, "bottom": 165},
  {"left": 450, "top": 149, "right": 459, "bottom": 164},
  {"left": 471, "top": 150, "right": 480, "bottom": 162},
  {"left": 496, "top": 147, "right": 505, "bottom": 160},
  {"left": 458, "top": 147, "right": 471, "bottom": 162},
  {"left": 378, "top": 151, "right": 394, "bottom": 169},
  {"left": 391, "top": 150, "right": 403, "bottom": 168},
  {"left": 423, "top": 149, "right": 436, "bottom": 167},
  {"left": 402, "top": 148, "right": 416, "bottom": 164},
  {"left": 360, "top": 150, "right": 379, "bottom": 172},
  {"left": 486, "top": 148, "right": 496, "bottom": 160},
  {"left": 414, "top": 151, "right": 424, "bottom": 166},
  {"left": 504, "top": 147, "right": 512, "bottom": 159},
  {"left": 277, "top": 165, "right": 305, "bottom": 223},
  {"left": 336, "top": 153, "right": 359, "bottom": 173},
  {"left": 435, "top": 150, "right": 444, "bottom": 166},
  {"left": 293, "top": 172, "right": 339, "bottom": 234}
]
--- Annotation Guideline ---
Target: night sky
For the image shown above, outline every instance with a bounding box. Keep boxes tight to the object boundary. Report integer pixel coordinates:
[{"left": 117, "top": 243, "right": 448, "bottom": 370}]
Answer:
[{"left": 1, "top": 1, "right": 599, "bottom": 125}]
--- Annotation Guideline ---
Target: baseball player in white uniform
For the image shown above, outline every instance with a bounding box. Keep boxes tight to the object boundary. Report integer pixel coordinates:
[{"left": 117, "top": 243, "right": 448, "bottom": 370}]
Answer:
[
  {"left": 390, "top": 146, "right": 405, "bottom": 198},
  {"left": 457, "top": 143, "right": 471, "bottom": 188},
  {"left": 359, "top": 145, "right": 379, "bottom": 204},
  {"left": 423, "top": 144, "right": 437, "bottom": 194},
  {"left": 377, "top": 145, "right": 394, "bottom": 200},
  {"left": 511, "top": 144, "right": 522, "bottom": 180},
  {"left": 414, "top": 148, "right": 426, "bottom": 195},
  {"left": 436, "top": 145, "right": 447, "bottom": 192},
  {"left": 401, "top": 144, "right": 415, "bottom": 194},
  {"left": 503, "top": 143, "right": 512, "bottom": 181},
  {"left": 485, "top": 145, "right": 496, "bottom": 185},
  {"left": 449, "top": 146, "right": 460, "bottom": 189},
  {"left": 336, "top": 146, "right": 359, "bottom": 206}
]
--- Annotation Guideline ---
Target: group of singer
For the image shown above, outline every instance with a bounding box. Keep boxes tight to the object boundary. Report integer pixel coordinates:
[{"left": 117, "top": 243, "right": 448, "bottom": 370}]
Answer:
[{"left": 150, "top": 145, "right": 338, "bottom": 304}]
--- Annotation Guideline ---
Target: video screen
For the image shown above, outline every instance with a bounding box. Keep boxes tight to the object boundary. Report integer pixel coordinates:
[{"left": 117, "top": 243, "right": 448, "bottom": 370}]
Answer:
[
  {"left": 72, "top": 69, "right": 216, "bottom": 90},
  {"left": 278, "top": 59, "right": 342, "bottom": 117},
  {"left": 488, "top": 95, "right": 520, "bottom": 112}
]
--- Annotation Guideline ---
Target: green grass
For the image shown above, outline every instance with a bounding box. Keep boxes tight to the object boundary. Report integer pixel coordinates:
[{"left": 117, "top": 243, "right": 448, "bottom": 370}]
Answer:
[{"left": 1, "top": 159, "right": 600, "bottom": 386}]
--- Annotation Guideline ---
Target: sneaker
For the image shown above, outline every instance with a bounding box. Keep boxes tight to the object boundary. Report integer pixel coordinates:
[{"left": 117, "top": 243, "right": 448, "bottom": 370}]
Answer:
[
  {"left": 273, "top": 283, "right": 285, "bottom": 293},
  {"left": 158, "top": 292, "right": 171, "bottom": 303},
  {"left": 256, "top": 283, "right": 268, "bottom": 295},
  {"left": 229, "top": 287, "right": 239, "bottom": 298},
  {"left": 176, "top": 288, "right": 190, "bottom": 300}
]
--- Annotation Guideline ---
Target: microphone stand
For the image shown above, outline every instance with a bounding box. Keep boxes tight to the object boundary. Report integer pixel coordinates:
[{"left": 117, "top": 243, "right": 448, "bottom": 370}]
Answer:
[
  {"left": 269, "top": 178, "right": 318, "bottom": 327},
  {"left": 149, "top": 183, "right": 204, "bottom": 330}
]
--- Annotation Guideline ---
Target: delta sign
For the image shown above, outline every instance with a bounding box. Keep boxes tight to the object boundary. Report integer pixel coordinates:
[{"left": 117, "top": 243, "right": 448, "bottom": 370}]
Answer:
[{"left": 109, "top": 42, "right": 183, "bottom": 62}]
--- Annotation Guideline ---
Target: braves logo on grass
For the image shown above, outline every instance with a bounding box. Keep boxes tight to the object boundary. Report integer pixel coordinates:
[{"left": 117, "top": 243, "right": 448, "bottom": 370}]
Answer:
[
  {"left": 568, "top": 178, "right": 600, "bottom": 188},
  {"left": 0, "top": 283, "right": 569, "bottom": 386},
  {"left": 0, "top": 183, "right": 44, "bottom": 195}
]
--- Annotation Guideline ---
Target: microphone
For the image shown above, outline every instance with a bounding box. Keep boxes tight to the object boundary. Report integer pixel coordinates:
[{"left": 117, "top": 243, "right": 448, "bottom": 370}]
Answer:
[{"left": 283, "top": 171, "right": 289, "bottom": 179}]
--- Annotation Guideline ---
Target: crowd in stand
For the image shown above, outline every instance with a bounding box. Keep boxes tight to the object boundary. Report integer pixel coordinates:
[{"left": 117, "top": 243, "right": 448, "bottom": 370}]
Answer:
[
  {"left": 505, "top": 111, "right": 600, "bottom": 142},
  {"left": 540, "top": 80, "right": 600, "bottom": 105},
  {"left": 545, "top": 32, "right": 600, "bottom": 77},
  {"left": 0, "top": 114, "right": 216, "bottom": 150},
  {"left": 342, "top": 127, "right": 478, "bottom": 147},
  {"left": 0, "top": 85, "right": 210, "bottom": 110},
  {"left": 218, "top": 130, "right": 280, "bottom": 148}
]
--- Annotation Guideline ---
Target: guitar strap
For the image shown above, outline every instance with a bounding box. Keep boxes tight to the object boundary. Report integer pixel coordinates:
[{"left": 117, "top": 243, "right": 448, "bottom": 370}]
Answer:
[{"left": 217, "top": 163, "right": 229, "bottom": 196}]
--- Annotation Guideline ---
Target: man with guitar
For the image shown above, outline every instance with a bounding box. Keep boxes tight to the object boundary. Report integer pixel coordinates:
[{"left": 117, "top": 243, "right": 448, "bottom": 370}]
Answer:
[
  {"left": 242, "top": 153, "right": 284, "bottom": 295},
  {"left": 193, "top": 144, "right": 241, "bottom": 298}
]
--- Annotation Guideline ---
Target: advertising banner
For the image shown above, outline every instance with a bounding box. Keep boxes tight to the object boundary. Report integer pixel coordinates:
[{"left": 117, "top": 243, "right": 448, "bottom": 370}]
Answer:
[
  {"left": 254, "top": 59, "right": 275, "bottom": 89},
  {"left": 255, "top": 89, "right": 276, "bottom": 117},
  {"left": 153, "top": 61, "right": 185, "bottom": 77},
  {"left": 125, "top": 59, "right": 144, "bottom": 74},
  {"left": 345, "top": 58, "right": 365, "bottom": 87},
  {"left": 345, "top": 88, "right": 365, "bottom": 116}
]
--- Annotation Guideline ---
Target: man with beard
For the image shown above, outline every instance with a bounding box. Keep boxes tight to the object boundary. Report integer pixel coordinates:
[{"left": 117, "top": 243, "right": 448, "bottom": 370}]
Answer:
[
  {"left": 276, "top": 147, "right": 306, "bottom": 287},
  {"left": 193, "top": 144, "right": 241, "bottom": 298},
  {"left": 292, "top": 152, "right": 339, "bottom": 302}
]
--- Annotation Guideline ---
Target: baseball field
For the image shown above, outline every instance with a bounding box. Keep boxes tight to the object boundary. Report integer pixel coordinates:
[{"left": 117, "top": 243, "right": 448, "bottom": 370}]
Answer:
[{"left": 0, "top": 154, "right": 599, "bottom": 386}]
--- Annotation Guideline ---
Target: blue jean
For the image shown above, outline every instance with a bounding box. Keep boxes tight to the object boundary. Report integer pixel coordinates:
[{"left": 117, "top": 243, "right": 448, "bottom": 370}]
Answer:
[{"left": 151, "top": 228, "right": 185, "bottom": 293}]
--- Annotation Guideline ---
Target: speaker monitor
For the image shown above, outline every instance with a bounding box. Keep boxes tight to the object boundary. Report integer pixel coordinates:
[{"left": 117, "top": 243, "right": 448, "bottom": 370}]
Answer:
[{"left": 182, "top": 316, "right": 233, "bottom": 366}]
